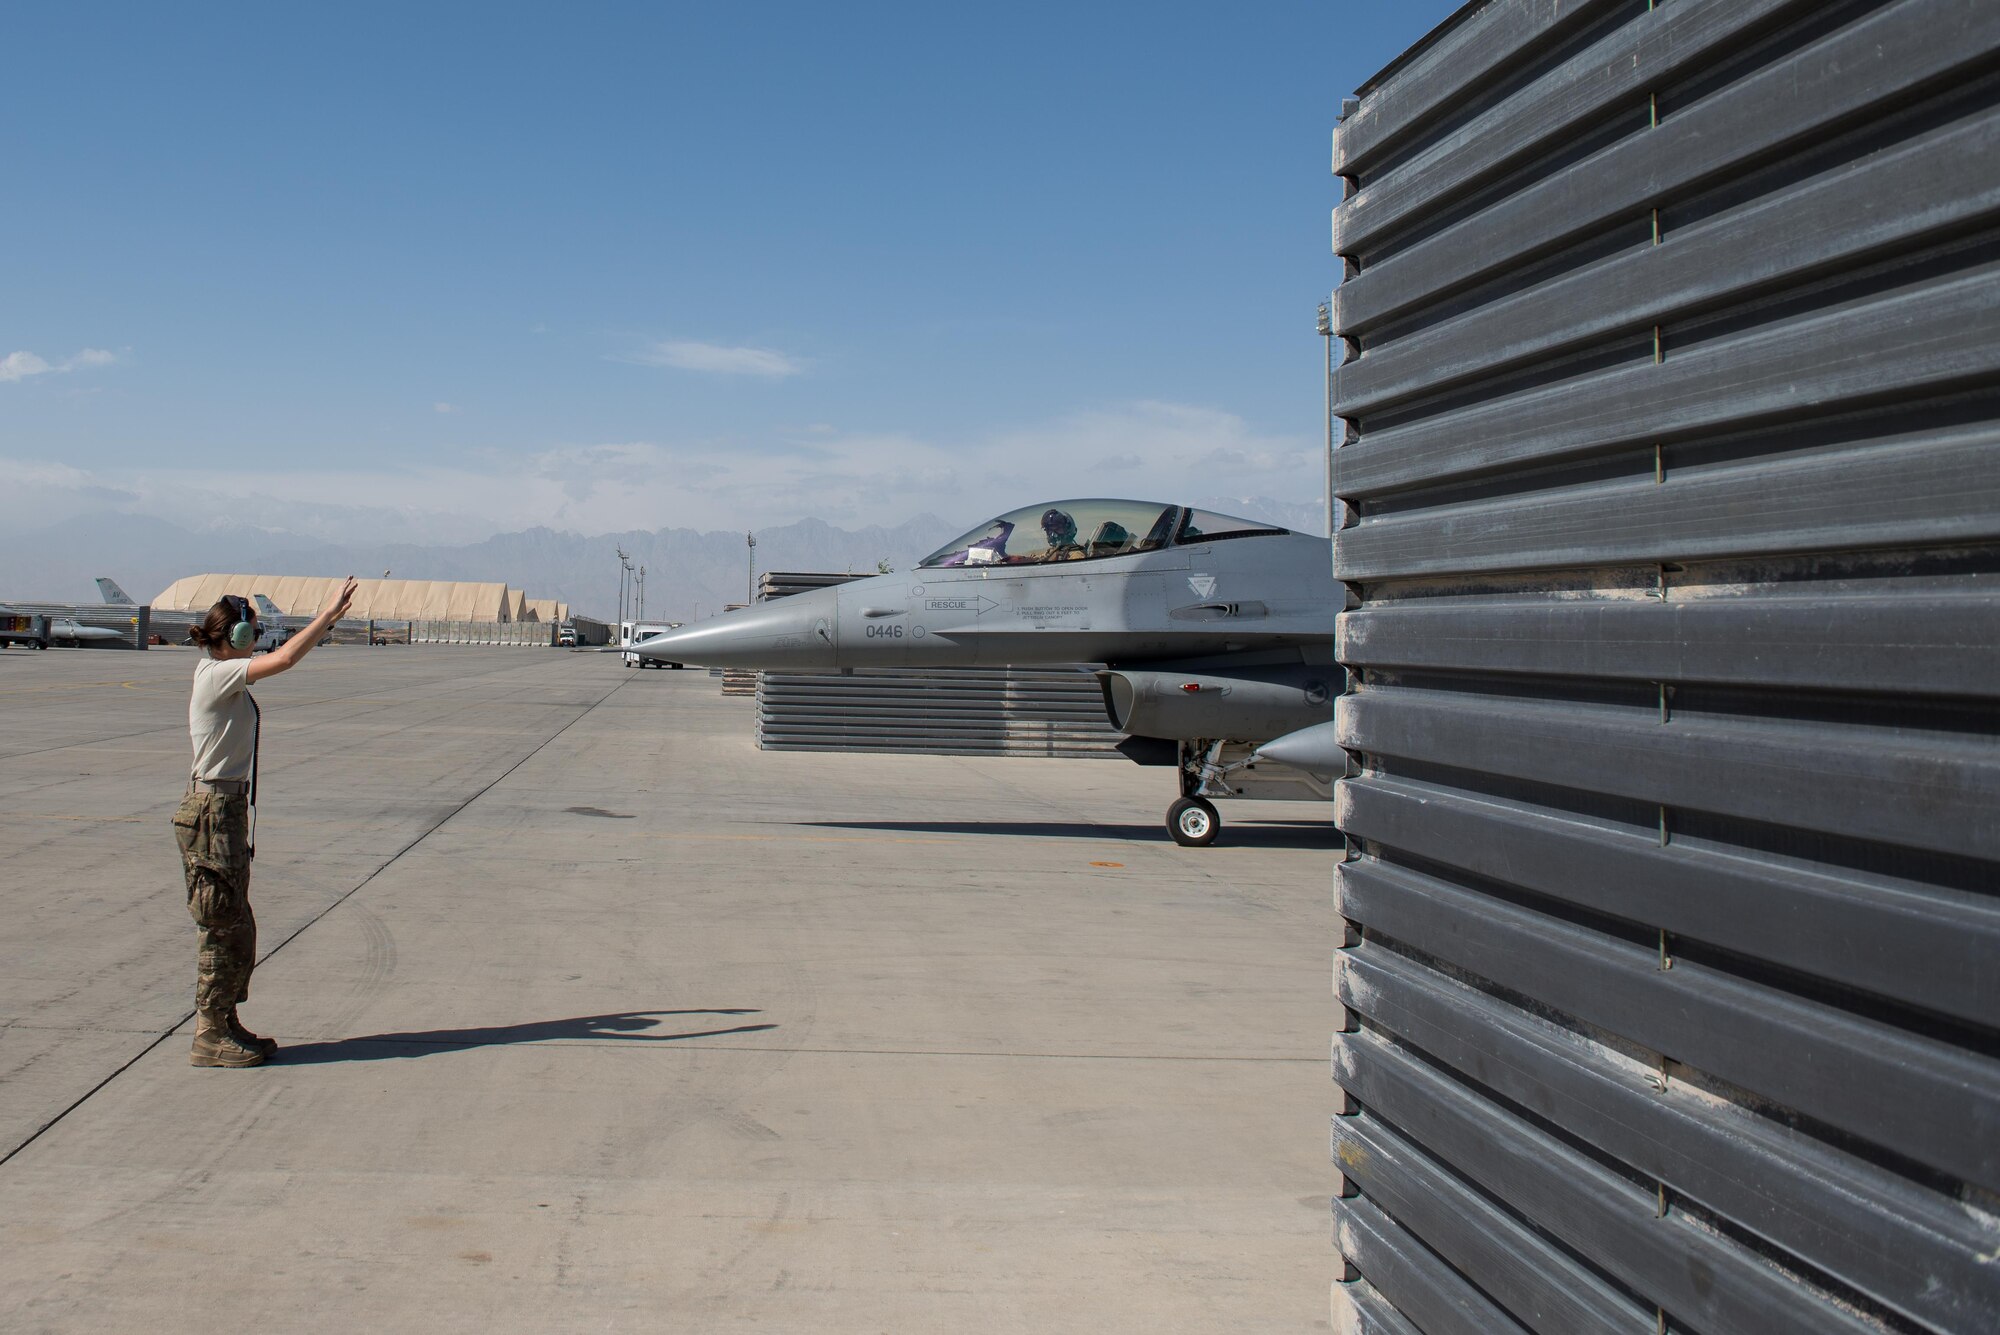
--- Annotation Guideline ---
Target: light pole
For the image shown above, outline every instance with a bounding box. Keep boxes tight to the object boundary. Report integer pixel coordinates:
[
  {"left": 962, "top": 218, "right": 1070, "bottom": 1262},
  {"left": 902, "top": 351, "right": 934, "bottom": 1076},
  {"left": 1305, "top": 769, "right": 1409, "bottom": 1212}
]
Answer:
[
  {"left": 615, "top": 546, "right": 630, "bottom": 626},
  {"left": 635, "top": 565, "right": 645, "bottom": 624},
  {"left": 745, "top": 531, "right": 757, "bottom": 604}
]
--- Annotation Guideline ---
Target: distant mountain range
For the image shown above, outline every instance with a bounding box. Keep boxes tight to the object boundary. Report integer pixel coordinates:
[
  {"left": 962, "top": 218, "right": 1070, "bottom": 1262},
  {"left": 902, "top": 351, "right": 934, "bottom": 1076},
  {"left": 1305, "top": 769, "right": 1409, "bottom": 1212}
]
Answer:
[
  {"left": 2, "top": 495, "right": 1323, "bottom": 620},
  {"left": 0, "top": 512, "right": 961, "bottom": 622}
]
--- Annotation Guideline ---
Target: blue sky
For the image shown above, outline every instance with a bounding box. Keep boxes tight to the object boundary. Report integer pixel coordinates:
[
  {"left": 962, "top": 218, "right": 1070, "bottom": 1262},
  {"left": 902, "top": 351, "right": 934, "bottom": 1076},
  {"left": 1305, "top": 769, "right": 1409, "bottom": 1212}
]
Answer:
[{"left": 2, "top": 2, "right": 1458, "bottom": 543}]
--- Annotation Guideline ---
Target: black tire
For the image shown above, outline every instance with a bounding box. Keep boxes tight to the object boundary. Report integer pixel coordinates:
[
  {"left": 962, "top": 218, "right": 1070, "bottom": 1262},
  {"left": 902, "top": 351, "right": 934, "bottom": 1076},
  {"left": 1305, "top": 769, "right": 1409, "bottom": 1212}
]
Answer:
[{"left": 1167, "top": 796, "right": 1220, "bottom": 847}]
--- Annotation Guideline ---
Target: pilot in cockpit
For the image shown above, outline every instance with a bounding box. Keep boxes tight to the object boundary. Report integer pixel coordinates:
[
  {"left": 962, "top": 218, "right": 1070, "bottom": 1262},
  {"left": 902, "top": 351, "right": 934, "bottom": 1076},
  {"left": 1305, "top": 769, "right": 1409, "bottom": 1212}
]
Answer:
[{"left": 1039, "top": 508, "right": 1084, "bottom": 562}]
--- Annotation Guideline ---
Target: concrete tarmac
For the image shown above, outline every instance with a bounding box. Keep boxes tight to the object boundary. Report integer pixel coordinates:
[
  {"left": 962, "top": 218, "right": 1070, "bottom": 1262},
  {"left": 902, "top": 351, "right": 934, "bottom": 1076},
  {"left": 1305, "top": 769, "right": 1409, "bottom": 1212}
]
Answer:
[{"left": 0, "top": 646, "right": 1333, "bottom": 1332}]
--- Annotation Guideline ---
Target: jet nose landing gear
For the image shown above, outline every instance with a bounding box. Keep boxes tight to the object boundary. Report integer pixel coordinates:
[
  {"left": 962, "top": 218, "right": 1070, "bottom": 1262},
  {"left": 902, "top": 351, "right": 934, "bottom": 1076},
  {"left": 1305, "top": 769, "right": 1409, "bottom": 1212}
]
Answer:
[
  {"left": 1167, "top": 796, "right": 1220, "bottom": 847},
  {"left": 1167, "top": 737, "right": 1241, "bottom": 846}
]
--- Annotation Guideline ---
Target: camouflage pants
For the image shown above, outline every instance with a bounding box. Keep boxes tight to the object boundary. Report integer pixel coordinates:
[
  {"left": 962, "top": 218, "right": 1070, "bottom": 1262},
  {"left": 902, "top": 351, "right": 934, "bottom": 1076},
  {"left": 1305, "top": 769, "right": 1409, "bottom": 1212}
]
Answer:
[{"left": 172, "top": 790, "right": 256, "bottom": 1017}]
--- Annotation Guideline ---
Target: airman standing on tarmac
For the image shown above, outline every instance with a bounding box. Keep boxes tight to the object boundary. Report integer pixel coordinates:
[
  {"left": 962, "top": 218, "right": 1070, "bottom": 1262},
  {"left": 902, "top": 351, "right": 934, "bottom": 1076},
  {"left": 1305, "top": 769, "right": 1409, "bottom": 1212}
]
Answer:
[{"left": 176, "top": 577, "right": 357, "bottom": 1067}]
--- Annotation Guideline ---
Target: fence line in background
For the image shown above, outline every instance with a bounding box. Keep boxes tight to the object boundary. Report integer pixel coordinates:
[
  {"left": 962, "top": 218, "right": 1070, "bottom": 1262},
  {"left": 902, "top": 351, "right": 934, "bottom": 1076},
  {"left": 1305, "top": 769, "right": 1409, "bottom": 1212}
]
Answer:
[{"left": 408, "top": 620, "right": 553, "bottom": 646}]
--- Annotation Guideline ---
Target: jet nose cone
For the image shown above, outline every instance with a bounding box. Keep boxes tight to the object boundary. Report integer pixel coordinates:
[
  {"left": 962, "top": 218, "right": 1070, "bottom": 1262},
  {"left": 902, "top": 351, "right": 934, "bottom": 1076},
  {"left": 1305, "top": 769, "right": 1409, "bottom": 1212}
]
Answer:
[{"left": 628, "top": 597, "right": 834, "bottom": 668}]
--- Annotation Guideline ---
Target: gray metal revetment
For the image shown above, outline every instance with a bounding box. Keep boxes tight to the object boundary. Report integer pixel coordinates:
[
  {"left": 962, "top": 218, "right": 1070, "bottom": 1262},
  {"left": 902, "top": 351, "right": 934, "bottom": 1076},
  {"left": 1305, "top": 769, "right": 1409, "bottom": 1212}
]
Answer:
[{"left": 1329, "top": 2, "right": 2000, "bottom": 1331}]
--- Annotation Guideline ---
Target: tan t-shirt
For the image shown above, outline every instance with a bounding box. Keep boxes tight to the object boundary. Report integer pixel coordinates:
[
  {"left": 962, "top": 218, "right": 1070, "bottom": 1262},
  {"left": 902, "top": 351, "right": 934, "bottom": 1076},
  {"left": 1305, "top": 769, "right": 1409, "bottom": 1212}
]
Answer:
[{"left": 190, "top": 657, "right": 258, "bottom": 783}]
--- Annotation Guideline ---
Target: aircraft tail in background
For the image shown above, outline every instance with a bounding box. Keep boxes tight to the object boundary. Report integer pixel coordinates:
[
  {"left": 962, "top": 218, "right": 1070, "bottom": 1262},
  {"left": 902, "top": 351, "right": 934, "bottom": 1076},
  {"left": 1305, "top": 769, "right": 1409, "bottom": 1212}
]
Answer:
[
  {"left": 95, "top": 578, "right": 136, "bottom": 605},
  {"left": 252, "top": 593, "right": 285, "bottom": 619}
]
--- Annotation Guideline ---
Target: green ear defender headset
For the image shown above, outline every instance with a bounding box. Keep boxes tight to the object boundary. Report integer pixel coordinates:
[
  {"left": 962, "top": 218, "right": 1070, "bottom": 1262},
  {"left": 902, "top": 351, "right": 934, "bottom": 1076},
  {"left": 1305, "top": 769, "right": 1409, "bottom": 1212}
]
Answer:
[{"left": 223, "top": 595, "right": 257, "bottom": 650}]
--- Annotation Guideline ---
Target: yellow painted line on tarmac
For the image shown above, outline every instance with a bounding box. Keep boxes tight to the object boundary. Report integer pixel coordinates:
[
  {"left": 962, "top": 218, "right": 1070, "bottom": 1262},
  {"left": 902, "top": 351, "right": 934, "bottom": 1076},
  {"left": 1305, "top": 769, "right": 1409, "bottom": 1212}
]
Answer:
[{"left": 0, "top": 813, "right": 150, "bottom": 824}]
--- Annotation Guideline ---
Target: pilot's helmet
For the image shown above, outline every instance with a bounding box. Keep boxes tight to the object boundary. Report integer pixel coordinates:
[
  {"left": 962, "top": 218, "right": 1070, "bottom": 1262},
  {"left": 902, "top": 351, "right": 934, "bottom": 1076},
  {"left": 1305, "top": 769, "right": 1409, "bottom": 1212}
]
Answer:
[{"left": 1041, "top": 508, "right": 1078, "bottom": 545}]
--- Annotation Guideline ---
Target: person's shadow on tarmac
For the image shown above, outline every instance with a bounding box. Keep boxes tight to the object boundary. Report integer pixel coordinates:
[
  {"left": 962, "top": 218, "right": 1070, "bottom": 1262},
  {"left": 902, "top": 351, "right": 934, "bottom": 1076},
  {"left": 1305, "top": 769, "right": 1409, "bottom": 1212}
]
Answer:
[{"left": 279, "top": 1010, "right": 776, "bottom": 1064}]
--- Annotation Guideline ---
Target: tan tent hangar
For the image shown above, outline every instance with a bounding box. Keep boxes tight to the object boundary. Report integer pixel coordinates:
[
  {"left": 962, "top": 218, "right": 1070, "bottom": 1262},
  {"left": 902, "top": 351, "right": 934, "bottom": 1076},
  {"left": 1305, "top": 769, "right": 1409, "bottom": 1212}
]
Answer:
[
  {"left": 522, "top": 597, "right": 570, "bottom": 624},
  {"left": 155, "top": 575, "right": 539, "bottom": 623}
]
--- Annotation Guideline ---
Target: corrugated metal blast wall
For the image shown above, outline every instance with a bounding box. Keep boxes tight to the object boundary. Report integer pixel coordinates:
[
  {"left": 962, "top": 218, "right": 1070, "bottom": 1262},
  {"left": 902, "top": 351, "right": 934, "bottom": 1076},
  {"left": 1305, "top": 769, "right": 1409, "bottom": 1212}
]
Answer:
[
  {"left": 758, "top": 666, "right": 1124, "bottom": 758},
  {"left": 1328, "top": 2, "right": 2000, "bottom": 1332}
]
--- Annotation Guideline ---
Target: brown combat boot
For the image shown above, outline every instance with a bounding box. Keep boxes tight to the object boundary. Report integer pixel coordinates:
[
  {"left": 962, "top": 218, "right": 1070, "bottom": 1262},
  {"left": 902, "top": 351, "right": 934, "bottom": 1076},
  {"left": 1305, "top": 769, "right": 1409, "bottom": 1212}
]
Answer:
[
  {"left": 228, "top": 1007, "right": 279, "bottom": 1058},
  {"left": 191, "top": 1011, "right": 267, "bottom": 1067}
]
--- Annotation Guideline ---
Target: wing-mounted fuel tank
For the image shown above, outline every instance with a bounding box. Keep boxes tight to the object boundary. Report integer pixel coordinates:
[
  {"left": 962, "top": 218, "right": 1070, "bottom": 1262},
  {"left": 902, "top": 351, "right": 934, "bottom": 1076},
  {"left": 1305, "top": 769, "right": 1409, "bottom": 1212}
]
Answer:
[{"left": 1097, "top": 659, "right": 1336, "bottom": 743}]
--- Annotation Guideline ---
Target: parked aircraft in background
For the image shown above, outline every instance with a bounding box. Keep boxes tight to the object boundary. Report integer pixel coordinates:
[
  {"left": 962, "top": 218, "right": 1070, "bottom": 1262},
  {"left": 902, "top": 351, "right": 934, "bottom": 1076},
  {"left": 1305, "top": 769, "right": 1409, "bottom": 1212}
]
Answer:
[
  {"left": 95, "top": 578, "right": 136, "bottom": 605},
  {"left": 95, "top": 581, "right": 295, "bottom": 651},
  {"left": 621, "top": 498, "right": 1338, "bottom": 845},
  {"left": 52, "top": 618, "right": 129, "bottom": 647},
  {"left": 246, "top": 594, "right": 300, "bottom": 652}
]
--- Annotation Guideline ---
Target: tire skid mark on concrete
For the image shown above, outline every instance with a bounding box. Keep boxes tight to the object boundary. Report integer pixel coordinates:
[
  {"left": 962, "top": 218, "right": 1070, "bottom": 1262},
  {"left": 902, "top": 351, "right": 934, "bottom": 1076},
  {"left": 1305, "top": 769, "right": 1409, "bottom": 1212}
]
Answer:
[{"left": 300, "top": 903, "right": 399, "bottom": 1043}]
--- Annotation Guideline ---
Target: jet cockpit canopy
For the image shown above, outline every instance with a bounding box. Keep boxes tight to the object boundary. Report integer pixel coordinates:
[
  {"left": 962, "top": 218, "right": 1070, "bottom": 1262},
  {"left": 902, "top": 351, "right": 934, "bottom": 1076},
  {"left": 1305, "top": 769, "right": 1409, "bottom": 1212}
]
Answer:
[{"left": 919, "top": 499, "right": 1290, "bottom": 568}]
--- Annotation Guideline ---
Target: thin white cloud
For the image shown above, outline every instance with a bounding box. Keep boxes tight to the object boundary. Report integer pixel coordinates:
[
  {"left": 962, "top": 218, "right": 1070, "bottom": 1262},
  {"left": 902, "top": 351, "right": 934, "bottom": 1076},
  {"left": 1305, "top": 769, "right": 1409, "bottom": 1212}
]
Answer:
[
  {"left": 0, "top": 352, "right": 51, "bottom": 382},
  {"left": 0, "top": 347, "right": 117, "bottom": 383},
  {"left": 628, "top": 340, "right": 803, "bottom": 378},
  {"left": 497, "top": 400, "right": 1311, "bottom": 531},
  {"left": 433, "top": 401, "right": 460, "bottom": 414},
  {"left": 0, "top": 398, "right": 1316, "bottom": 543}
]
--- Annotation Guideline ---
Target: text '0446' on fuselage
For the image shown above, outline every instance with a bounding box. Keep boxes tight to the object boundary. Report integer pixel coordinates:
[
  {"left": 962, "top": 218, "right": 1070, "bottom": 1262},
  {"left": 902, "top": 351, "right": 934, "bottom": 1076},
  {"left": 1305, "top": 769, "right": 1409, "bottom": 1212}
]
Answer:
[{"left": 622, "top": 500, "right": 1341, "bottom": 847}]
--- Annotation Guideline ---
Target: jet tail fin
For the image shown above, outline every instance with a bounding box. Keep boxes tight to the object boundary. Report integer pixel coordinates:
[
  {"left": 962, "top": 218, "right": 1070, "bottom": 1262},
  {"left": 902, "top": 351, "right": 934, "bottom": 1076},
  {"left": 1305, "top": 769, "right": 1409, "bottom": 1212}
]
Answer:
[
  {"left": 252, "top": 593, "right": 285, "bottom": 618},
  {"left": 95, "top": 578, "right": 135, "bottom": 605}
]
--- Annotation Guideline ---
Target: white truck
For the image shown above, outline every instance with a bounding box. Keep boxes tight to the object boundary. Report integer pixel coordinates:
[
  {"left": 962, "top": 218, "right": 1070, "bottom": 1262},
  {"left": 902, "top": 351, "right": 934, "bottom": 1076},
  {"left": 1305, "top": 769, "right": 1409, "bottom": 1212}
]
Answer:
[{"left": 619, "top": 621, "right": 683, "bottom": 668}]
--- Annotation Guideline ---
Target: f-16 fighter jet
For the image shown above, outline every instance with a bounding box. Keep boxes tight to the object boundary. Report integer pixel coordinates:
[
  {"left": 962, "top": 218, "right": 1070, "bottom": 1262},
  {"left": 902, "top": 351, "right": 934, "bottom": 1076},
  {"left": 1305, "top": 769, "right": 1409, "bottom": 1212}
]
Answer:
[{"left": 624, "top": 498, "right": 1339, "bottom": 845}]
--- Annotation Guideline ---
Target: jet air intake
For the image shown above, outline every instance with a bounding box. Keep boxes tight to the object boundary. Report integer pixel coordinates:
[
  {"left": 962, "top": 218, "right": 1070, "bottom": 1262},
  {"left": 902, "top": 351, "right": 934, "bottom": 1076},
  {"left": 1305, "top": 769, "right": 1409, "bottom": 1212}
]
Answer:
[{"left": 1097, "top": 663, "right": 1334, "bottom": 742}]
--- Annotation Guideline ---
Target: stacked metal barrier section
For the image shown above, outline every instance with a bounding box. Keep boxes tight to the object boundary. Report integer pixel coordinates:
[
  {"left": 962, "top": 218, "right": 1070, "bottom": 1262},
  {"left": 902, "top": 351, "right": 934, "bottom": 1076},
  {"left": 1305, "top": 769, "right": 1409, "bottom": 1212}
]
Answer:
[
  {"left": 758, "top": 667, "right": 1123, "bottom": 758},
  {"left": 752, "top": 572, "right": 1125, "bottom": 758},
  {"left": 408, "top": 619, "right": 552, "bottom": 646},
  {"left": 1328, "top": 3, "right": 2000, "bottom": 1332},
  {"left": 759, "top": 571, "right": 863, "bottom": 601}
]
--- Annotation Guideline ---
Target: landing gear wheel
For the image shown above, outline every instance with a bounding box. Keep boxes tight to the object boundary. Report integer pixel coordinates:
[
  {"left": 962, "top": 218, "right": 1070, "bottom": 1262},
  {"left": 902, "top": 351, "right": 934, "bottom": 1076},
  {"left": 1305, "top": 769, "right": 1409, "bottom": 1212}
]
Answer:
[{"left": 1168, "top": 796, "right": 1220, "bottom": 847}]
